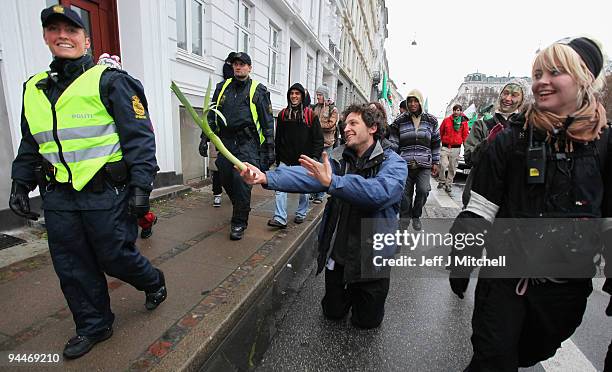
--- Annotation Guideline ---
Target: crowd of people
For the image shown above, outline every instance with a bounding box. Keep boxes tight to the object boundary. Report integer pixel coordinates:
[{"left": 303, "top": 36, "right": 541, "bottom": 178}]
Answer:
[{"left": 6, "top": 4, "right": 611, "bottom": 369}]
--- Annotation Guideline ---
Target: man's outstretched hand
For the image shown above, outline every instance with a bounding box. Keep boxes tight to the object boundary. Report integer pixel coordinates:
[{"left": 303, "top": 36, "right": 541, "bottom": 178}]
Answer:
[
  {"left": 299, "top": 152, "right": 332, "bottom": 187},
  {"left": 238, "top": 162, "right": 267, "bottom": 185}
]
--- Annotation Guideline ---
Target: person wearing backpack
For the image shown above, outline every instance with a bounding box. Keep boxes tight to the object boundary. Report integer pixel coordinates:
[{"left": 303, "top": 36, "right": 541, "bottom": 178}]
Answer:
[
  {"left": 267, "top": 83, "right": 323, "bottom": 228},
  {"left": 448, "top": 37, "right": 611, "bottom": 371}
]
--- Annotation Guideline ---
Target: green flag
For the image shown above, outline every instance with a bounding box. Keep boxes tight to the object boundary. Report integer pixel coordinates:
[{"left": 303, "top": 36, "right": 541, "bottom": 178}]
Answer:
[
  {"left": 467, "top": 113, "right": 478, "bottom": 129},
  {"left": 424, "top": 97, "right": 429, "bottom": 112},
  {"left": 380, "top": 72, "right": 388, "bottom": 103}
]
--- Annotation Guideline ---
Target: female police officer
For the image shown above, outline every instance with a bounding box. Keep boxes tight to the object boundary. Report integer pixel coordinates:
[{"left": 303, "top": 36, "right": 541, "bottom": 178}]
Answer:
[
  {"left": 9, "top": 5, "right": 166, "bottom": 359},
  {"left": 448, "top": 37, "right": 611, "bottom": 371}
]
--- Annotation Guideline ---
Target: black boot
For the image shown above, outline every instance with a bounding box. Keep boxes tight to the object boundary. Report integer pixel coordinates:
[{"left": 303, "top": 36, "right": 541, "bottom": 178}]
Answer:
[
  {"left": 145, "top": 269, "right": 167, "bottom": 310},
  {"left": 63, "top": 327, "right": 113, "bottom": 359},
  {"left": 230, "top": 225, "right": 246, "bottom": 240}
]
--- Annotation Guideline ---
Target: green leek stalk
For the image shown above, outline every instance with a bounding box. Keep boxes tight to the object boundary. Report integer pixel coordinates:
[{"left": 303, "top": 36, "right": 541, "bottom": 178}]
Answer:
[{"left": 170, "top": 78, "right": 247, "bottom": 171}]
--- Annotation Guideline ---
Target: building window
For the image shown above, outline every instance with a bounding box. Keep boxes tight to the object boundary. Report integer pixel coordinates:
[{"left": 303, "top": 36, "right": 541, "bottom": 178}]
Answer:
[
  {"left": 191, "top": 0, "right": 203, "bottom": 55},
  {"left": 235, "top": 1, "right": 251, "bottom": 52},
  {"left": 308, "top": 0, "right": 316, "bottom": 24},
  {"left": 268, "top": 25, "right": 280, "bottom": 85},
  {"left": 176, "top": 0, "right": 204, "bottom": 56},
  {"left": 306, "top": 55, "right": 314, "bottom": 92}
]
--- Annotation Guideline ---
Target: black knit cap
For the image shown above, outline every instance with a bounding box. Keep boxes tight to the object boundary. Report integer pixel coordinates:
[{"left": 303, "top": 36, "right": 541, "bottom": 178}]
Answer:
[{"left": 567, "top": 37, "right": 604, "bottom": 77}]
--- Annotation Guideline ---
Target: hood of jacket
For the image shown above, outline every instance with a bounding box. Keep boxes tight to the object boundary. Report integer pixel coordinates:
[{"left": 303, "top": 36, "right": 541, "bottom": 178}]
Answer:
[
  {"left": 406, "top": 89, "right": 424, "bottom": 107},
  {"left": 287, "top": 82, "right": 306, "bottom": 107},
  {"left": 495, "top": 79, "right": 530, "bottom": 114}
]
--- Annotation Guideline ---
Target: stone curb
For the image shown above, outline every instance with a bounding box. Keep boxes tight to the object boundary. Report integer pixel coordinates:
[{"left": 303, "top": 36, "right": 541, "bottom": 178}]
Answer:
[{"left": 141, "top": 205, "right": 324, "bottom": 372}]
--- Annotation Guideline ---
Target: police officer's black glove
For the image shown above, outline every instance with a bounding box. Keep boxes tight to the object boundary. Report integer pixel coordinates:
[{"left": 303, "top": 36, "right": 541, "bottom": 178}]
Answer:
[
  {"left": 449, "top": 276, "right": 469, "bottom": 299},
  {"left": 129, "top": 186, "right": 150, "bottom": 218},
  {"left": 9, "top": 181, "right": 39, "bottom": 221},
  {"left": 199, "top": 138, "right": 209, "bottom": 157},
  {"left": 260, "top": 144, "right": 275, "bottom": 172}
]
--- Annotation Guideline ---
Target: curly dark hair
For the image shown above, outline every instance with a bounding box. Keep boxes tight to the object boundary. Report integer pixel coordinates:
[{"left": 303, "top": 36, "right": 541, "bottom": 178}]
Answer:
[{"left": 342, "top": 103, "right": 386, "bottom": 140}]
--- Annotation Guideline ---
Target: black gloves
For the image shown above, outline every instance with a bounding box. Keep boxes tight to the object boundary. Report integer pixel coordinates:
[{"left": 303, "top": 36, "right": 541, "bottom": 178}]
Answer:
[
  {"left": 199, "top": 138, "right": 208, "bottom": 157},
  {"left": 260, "top": 143, "right": 275, "bottom": 171},
  {"left": 9, "top": 181, "right": 39, "bottom": 221},
  {"left": 449, "top": 277, "right": 470, "bottom": 299},
  {"left": 129, "top": 186, "right": 150, "bottom": 218}
]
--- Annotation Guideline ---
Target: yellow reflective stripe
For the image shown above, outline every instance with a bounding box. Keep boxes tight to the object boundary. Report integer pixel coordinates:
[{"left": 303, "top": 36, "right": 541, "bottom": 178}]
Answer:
[
  {"left": 248, "top": 80, "right": 264, "bottom": 144},
  {"left": 32, "top": 123, "right": 117, "bottom": 144},
  {"left": 41, "top": 142, "right": 121, "bottom": 164},
  {"left": 216, "top": 78, "right": 233, "bottom": 127},
  {"left": 39, "top": 132, "right": 119, "bottom": 153},
  {"left": 57, "top": 133, "right": 120, "bottom": 153}
]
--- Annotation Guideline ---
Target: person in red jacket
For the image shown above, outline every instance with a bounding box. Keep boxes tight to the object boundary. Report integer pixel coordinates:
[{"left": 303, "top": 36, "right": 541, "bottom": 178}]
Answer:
[{"left": 438, "top": 104, "right": 469, "bottom": 192}]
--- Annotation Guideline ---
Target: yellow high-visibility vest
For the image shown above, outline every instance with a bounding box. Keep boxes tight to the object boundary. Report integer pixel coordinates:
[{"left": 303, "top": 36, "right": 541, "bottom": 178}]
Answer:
[
  {"left": 23, "top": 65, "right": 122, "bottom": 191},
  {"left": 217, "top": 78, "right": 264, "bottom": 144}
]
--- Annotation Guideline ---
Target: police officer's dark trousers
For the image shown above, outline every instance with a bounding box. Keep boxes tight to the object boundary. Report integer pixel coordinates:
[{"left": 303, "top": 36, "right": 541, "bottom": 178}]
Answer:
[
  {"left": 43, "top": 182, "right": 160, "bottom": 337},
  {"left": 216, "top": 130, "right": 261, "bottom": 228}
]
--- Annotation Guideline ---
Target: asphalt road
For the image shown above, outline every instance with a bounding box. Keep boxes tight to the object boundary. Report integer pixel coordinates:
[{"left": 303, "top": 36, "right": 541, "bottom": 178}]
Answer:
[{"left": 256, "top": 174, "right": 611, "bottom": 372}]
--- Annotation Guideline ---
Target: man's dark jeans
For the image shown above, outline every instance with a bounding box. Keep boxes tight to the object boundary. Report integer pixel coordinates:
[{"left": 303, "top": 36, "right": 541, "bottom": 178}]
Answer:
[{"left": 400, "top": 167, "right": 431, "bottom": 219}]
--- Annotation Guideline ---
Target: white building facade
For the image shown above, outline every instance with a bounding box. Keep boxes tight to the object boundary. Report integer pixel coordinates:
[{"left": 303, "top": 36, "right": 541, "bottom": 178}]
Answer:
[
  {"left": 0, "top": 0, "right": 389, "bottom": 229},
  {"left": 335, "top": 0, "right": 388, "bottom": 108}
]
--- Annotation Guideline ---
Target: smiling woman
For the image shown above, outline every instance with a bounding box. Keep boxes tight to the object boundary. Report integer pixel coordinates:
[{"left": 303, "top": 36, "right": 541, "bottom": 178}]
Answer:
[
  {"left": 43, "top": 20, "right": 90, "bottom": 59},
  {"left": 45, "top": 0, "right": 121, "bottom": 60},
  {"left": 448, "top": 36, "right": 611, "bottom": 371}
]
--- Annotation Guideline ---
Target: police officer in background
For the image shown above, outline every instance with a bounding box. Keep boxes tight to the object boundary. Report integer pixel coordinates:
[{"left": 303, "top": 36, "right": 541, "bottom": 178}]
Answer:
[
  {"left": 9, "top": 5, "right": 166, "bottom": 359},
  {"left": 202, "top": 52, "right": 275, "bottom": 240}
]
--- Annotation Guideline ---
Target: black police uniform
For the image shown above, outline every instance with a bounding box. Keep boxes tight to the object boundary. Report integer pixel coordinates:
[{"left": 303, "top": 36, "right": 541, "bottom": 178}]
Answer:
[
  {"left": 11, "top": 55, "right": 163, "bottom": 338},
  {"left": 207, "top": 77, "right": 275, "bottom": 233}
]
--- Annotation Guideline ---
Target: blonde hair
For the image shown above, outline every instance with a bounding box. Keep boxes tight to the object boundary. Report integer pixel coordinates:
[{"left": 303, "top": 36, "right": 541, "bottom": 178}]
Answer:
[{"left": 532, "top": 40, "right": 606, "bottom": 108}]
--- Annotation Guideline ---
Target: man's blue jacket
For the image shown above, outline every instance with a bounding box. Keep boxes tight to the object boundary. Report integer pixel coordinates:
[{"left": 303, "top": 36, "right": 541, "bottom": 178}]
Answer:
[{"left": 265, "top": 140, "right": 407, "bottom": 282}]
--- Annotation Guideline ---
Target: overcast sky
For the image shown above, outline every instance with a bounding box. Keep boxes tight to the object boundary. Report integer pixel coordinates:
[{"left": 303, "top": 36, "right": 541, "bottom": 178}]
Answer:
[{"left": 385, "top": 0, "right": 612, "bottom": 118}]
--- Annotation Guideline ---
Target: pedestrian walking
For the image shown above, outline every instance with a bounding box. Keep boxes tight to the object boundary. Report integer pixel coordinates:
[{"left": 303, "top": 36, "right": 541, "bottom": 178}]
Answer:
[
  {"left": 312, "top": 84, "right": 338, "bottom": 204},
  {"left": 388, "top": 89, "right": 440, "bottom": 231},
  {"left": 448, "top": 36, "right": 611, "bottom": 371},
  {"left": 202, "top": 52, "right": 275, "bottom": 240},
  {"left": 199, "top": 52, "right": 237, "bottom": 208},
  {"left": 461, "top": 81, "right": 527, "bottom": 207},
  {"left": 267, "top": 83, "right": 323, "bottom": 228},
  {"left": 239, "top": 103, "right": 406, "bottom": 328},
  {"left": 438, "top": 104, "right": 469, "bottom": 193},
  {"left": 9, "top": 4, "right": 166, "bottom": 359},
  {"left": 399, "top": 100, "right": 407, "bottom": 115},
  {"left": 199, "top": 139, "right": 223, "bottom": 207}
]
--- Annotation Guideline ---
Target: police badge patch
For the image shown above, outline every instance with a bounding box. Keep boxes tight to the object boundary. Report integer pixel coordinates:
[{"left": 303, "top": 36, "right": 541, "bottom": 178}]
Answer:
[{"left": 131, "top": 95, "right": 147, "bottom": 119}]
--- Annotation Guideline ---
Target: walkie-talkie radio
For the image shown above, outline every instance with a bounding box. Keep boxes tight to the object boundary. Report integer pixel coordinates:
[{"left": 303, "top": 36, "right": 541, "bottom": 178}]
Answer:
[{"left": 527, "top": 125, "right": 546, "bottom": 184}]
